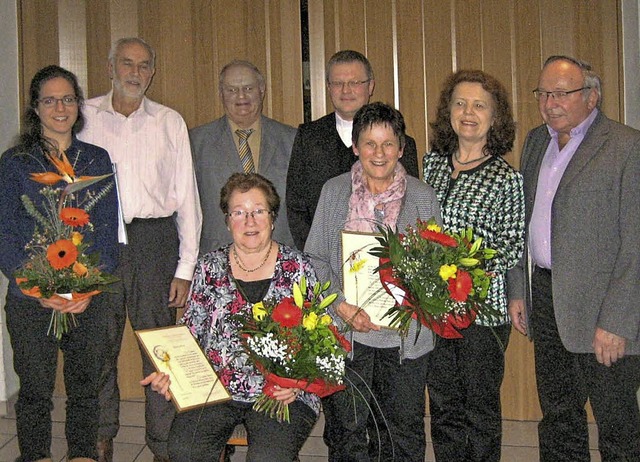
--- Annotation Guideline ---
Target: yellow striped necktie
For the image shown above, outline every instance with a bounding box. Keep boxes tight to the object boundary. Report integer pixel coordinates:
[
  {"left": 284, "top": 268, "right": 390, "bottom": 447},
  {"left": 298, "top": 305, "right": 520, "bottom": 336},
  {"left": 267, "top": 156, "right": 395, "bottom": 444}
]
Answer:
[{"left": 236, "top": 129, "right": 255, "bottom": 173}]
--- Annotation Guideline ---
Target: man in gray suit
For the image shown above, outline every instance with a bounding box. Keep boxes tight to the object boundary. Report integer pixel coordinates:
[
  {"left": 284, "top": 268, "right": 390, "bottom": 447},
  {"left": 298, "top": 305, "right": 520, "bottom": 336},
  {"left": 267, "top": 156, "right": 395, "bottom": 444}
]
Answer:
[
  {"left": 190, "top": 60, "right": 295, "bottom": 254},
  {"left": 508, "top": 55, "right": 640, "bottom": 461}
]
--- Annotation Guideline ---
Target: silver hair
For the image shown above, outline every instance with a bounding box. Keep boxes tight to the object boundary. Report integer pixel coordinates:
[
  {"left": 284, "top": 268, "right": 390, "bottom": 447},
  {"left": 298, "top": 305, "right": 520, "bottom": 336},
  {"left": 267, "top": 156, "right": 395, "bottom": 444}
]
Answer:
[
  {"left": 544, "top": 55, "right": 602, "bottom": 108},
  {"left": 108, "top": 37, "right": 156, "bottom": 69},
  {"left": 218, "top": 60, "right": 265, "bottom": 92}
]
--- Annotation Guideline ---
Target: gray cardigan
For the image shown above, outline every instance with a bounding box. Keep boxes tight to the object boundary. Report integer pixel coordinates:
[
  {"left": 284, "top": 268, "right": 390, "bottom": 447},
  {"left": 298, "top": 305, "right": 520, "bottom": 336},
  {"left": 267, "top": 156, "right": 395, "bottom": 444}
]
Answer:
[{"left": 305, "top": 172, "right": 442, "bottom": 359}]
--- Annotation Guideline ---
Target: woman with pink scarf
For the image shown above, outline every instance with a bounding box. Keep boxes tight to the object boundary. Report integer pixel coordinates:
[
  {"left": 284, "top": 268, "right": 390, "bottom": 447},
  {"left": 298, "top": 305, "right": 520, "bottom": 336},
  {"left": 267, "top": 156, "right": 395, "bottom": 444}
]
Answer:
[{"left": 305, "top": 102, "right": 441, "bottom": 461}]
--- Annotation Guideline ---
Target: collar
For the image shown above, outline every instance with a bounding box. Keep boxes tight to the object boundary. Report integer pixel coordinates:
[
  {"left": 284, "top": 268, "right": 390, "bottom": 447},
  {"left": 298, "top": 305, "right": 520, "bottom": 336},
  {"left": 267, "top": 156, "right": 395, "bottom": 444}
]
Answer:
[
  {"left": 227, "top": 116, "right": 261, "bottom": 134},
  {"left": 96, "top": 90, "right": 156, "bottom": 117}
]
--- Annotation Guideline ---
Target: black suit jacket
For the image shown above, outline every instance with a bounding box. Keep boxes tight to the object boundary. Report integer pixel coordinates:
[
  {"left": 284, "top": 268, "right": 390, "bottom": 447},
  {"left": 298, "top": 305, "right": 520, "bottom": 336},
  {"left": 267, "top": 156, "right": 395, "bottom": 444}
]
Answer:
[{"left": 286, "top": 112, "right": 419, "bottom": 249}]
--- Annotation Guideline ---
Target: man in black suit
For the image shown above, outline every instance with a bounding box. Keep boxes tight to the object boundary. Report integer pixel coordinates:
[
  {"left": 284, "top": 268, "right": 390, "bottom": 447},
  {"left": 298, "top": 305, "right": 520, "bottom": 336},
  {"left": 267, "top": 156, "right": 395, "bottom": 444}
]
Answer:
[{"left": 286, "top": 50, "right": 419, "bottom": 249}]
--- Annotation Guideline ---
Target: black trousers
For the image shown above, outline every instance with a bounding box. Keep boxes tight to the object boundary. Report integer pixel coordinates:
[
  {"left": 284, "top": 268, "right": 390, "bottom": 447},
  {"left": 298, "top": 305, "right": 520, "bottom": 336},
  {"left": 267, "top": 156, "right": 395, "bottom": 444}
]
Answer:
[
  {"left": 531, "top": 267, "right": 640, "bottom": 462},
  {"left": 426, "top": 323, "right": 510, "bottom": 462},
  {"left": 168, "top": 399, "right": 316, "bottom": 462},
  {"left": 323, "top": 342, "right": 429, "bottom": 462},
  {"left": 5, "top": 293, "right": 107, "bottom": 461},
  {"left": 98, "top": 217, "right": 179, "bottom": 457}
]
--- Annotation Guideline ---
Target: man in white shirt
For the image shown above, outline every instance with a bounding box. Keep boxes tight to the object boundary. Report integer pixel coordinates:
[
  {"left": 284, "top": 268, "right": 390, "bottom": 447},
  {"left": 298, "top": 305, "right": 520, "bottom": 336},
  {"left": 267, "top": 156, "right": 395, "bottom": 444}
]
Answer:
[{"left": 78, "top": 37, "right": 202, "bottom": 462}]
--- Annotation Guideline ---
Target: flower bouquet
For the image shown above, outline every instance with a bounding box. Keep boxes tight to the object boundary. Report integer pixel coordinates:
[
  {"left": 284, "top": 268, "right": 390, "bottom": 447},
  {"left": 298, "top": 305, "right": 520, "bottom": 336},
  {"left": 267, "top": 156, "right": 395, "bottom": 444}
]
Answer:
[
  {"left": 369, "top": 218, "right": 498, "bottom": 339},
  {"left": 14, "top": 150, "right": 118, "bottom": 340},
  {"left": 238, "top": 276, "right": 350, "bottom": 422}
]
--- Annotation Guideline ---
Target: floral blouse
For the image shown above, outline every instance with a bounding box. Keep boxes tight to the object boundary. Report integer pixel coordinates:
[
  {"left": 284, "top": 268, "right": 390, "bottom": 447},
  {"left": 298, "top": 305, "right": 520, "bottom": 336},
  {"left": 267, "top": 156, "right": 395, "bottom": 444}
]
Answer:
[{"left": 181, "top": 243, "right": 321, "bottom": 415}]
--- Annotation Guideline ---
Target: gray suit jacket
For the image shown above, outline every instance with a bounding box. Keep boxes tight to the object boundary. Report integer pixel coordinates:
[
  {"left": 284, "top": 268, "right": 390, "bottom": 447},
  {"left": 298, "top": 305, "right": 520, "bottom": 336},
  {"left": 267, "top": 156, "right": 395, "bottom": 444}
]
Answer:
[
  {"left": 508, "top": 111, "right": 640, "bottom": 354},
  {"left": 190, "top": 115, "right": 296, "bottom": 254}
]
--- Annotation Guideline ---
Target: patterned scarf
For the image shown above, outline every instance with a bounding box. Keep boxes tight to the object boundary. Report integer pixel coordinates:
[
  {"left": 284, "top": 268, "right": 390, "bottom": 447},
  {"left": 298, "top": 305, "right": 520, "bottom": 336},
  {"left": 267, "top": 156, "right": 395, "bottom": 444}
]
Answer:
[{"left": 346, "top": 160, "right": 407, "bottom": 232}]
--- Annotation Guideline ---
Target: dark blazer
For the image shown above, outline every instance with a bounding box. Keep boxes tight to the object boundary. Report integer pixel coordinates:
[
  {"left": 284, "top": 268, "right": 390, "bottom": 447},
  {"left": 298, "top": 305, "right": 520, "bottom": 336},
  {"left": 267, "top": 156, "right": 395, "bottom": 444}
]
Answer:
[
  {"left": 286, "top": 112, "right": 419, "bottom": 249},
  {"left": 508, "top": 111, "right": 640, "bottom": 354},
  {"left": 190, "top": 115, "right": 296, "bottom": 254}
]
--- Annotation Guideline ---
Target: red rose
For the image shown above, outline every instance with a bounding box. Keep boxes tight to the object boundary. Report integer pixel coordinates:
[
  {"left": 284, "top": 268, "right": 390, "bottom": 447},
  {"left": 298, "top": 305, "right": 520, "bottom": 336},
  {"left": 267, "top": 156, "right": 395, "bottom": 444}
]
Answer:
[
  {"left": 272, "top": 297, "right": 303, "bottom": 328},
  {"left": 448, "top": 269, "right": 473, "bottom": 302},
  {"left": 419, "top": 229, "right": 458, "bottom": 247}
]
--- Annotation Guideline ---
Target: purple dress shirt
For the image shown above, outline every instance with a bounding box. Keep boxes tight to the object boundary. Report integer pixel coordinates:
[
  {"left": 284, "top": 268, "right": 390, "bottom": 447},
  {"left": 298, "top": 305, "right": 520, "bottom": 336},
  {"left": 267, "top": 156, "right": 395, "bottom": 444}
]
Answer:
[{"left": 529, "top": 109, "right": 599, "bottom": 269}]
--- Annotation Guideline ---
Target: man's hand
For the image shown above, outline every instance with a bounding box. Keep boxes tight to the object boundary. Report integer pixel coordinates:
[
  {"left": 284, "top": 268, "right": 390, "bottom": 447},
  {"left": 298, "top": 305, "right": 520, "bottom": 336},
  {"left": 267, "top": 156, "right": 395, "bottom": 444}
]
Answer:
[
  {"left": 508, "top": 299, "right": 528, "bottom": 336},
  {"left": 336, "top": 301, "right": 380, "bottom": 333},
  {"left": 168, "top": 277, "right": 191, "bottom": 308},
  {"left": 593, "top": 327, "right": 626, "bottom": 367}
]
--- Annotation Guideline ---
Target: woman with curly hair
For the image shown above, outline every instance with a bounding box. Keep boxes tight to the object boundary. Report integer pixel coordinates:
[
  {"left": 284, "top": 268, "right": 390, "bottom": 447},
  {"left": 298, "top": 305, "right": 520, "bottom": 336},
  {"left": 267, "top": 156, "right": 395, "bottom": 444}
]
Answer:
[{"left": 423, "top": 70, "right": 525, "bottom": 462}]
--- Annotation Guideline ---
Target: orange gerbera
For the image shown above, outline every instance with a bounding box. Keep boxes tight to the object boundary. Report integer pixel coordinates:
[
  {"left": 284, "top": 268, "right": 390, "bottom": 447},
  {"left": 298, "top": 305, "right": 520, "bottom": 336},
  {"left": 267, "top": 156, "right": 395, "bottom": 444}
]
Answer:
[
  {"left": 60, "top": 207, "right": 90, "bottom": 227},
  {"left": 46, "top": 239, "right": 78, "bottom": 269}
]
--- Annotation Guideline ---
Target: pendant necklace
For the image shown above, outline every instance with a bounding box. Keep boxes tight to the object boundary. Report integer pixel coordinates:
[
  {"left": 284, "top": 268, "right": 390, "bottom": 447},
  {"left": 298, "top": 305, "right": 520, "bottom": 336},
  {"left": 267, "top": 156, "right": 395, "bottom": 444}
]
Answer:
[
  {"left": 233, "top": 242, "right": 273, "bottom": 273},
  {"left": 454, "top": 150, "right": 487, "bottom": 166}
]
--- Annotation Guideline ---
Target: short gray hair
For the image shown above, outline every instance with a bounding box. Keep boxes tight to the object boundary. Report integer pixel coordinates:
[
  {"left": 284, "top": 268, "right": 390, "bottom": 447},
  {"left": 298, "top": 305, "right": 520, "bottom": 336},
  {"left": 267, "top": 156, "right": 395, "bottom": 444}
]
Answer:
[
  {"left": 326, "top": 50, "right": 374, "bottom": 82},
  {"left": 109, "top": 37, "right": 156, "bottom": 69},
  {"left": 218, "top": 60, "right": 265, "bottom": 92},
  {"left": 543, "top": 55, "right": 602, "bottom": 108}
]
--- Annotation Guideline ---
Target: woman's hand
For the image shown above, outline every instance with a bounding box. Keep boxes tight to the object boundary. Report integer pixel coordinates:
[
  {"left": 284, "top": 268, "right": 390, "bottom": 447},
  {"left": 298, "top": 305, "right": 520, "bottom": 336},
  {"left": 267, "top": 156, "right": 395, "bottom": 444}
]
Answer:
[
  {"left": 270, "top": 385, "right": 300, "bottom": 405},
  {"left": 336, "top": 301, "right": 380, "bottom": 333},
  {"left": 39, "top": 295, "right": 91, "bottom": 314},
  {"left": 140, "top": 372, "right": 172, "bottom": 401}
]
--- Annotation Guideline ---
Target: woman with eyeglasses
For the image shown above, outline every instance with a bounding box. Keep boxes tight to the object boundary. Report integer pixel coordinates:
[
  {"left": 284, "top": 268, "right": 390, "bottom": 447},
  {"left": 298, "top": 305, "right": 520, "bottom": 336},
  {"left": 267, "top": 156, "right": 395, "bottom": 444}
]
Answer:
[
  {"left": 0, "top": 65, "right": 118, "bottom": 461},
  {"left": 305, "top": 102, "right": 442, "bottom": 461},
  {"left": 422, "top": 70, "right": 525, "bottom": 462},
  {"left": 143, "top": 172, "right": 320, "bottom": 461}
]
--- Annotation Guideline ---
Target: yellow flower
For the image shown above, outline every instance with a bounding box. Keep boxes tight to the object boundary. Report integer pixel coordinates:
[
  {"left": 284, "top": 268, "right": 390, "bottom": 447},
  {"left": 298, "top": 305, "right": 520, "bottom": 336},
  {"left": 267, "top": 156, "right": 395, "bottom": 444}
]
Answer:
[
  {"left": 71, "top": 232, "right": 84, "bottom": 246},
  {"left": 320, "top": 314, "right": 332, "bottom": 326},
  {"left": 252, "top": 302, "right": 267, "bottom": 321},
  {"left": 349, "top": 258, "right": 366, "bottom": 273},
  {"left": 439, "top": 264, "right": 457, "bottom": 281},
  {"left": 303, "top": 312, "right": 319, "bottom": 330},
  {"left": 427, "top": 222, "right": 442, "bottom": 233},
  {"left": 72, "top": 261, "right": 88, "bottom": 276}
]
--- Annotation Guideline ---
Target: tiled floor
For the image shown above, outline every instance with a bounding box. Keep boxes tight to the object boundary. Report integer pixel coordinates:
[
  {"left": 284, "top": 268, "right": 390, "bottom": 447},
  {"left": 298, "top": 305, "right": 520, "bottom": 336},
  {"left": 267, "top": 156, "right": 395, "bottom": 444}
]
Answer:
[{"left": 0, "top": 396, "right": 601, "bottom": 462}]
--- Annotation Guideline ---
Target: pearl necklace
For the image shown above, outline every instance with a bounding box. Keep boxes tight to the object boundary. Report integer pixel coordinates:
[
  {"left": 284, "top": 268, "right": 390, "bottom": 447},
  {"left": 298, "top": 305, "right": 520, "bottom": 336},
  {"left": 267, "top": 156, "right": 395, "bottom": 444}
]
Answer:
[
  {"left": 233, "top": 242, "right": 272, "bottom": 273},
  {"left": 454, "top": 150, "right": 487, "bottom": 166}
]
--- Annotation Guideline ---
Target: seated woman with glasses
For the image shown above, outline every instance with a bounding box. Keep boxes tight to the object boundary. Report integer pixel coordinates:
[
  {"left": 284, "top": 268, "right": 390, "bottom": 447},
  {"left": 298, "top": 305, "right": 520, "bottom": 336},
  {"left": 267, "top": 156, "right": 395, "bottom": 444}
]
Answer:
[{"left": 142, "top": 172, "right": 320, "bottom": 461}]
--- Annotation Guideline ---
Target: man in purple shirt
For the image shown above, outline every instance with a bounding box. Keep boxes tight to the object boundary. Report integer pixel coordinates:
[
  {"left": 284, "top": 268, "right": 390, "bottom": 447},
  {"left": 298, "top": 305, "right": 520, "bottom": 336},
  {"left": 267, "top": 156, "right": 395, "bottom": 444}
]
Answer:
[{"left": 508, "top": 55, "right": 640, "bottom": 461}]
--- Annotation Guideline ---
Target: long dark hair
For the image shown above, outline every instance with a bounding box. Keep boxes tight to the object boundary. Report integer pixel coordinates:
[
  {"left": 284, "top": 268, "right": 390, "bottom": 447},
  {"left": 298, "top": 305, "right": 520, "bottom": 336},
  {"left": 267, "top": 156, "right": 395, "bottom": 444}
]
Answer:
[
  {"left": 429, "top": 70, "right": 515, "bottom": 157},
  {"left": 18, "top": 65, "right": 85, "bottom": 153}
]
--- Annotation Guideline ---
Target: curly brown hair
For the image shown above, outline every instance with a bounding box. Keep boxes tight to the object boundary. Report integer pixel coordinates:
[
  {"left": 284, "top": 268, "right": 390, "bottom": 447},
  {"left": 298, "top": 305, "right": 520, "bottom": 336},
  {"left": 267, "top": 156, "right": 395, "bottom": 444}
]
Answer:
[{"left": 429, "top": 70, "right": 515, "bottom": 157}]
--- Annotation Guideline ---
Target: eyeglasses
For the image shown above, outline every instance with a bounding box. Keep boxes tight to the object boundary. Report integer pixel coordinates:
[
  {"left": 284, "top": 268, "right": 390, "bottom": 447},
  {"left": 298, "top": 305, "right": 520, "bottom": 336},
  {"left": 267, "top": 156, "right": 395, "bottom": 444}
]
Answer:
[
  {"left": 38, "top": 96, "right": 78, "bottom": 108},
  {"left": 532, "top": 87, "right": 591, "bottom": 101},
  {"left": 327, "top": 79, "right": 371, "bottom": 90},
  {"left": 222, "top": 85, "right": 258, "bottom": 96},
  {"left": 227, "top": 209, "right": 272, "bottom": 221}
]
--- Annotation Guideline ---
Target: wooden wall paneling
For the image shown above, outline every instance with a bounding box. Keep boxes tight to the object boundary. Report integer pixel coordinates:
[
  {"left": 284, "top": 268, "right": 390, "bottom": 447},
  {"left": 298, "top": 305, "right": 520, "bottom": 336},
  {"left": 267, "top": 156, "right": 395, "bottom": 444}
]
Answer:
[
  {"left": 396, "top": 0, "right": 429, "bottom": 163},
  {"left": 453, "top": 0, "right": 483, "bottom": 70},
  {"left": 512, "top": 0, "right": 542, "bottom": 169},
  {"left": 266, "top": 0, "right": 303, "bottom": 127},
  {"left": 108, "top": 0, "right": 139, "bottom": 48},
  {"left": 190, "top": 1, "right": 218, "bottom": 128},
  {"left": 57, "top": 0, "right": 88, "bottom": 94},
  {"left": 363, "top": 1, "right": 395, "bottom": 111},
  {"left": 85, "top": 0, "right": 112, "bottom": 98},
  {"left": 421, "top": 1, "right": 455, "bottom": 158},
  {"left": 481, "top": 0, "right": 518, "bottom": 166},
  {"left": 19, "top": 0, "right": 60, "bottom": 102},
  {"left": 139, "top": 0, "right": 198, "bottom": 127},
  {"left": 307, "top": 0, "right": 328, "bottom": 121},
  {"left": 539, "top": 0, "right": 576, "bottom": 59},
  {"left": 576, "top": 0, "right": 621, "bottom": 121}
]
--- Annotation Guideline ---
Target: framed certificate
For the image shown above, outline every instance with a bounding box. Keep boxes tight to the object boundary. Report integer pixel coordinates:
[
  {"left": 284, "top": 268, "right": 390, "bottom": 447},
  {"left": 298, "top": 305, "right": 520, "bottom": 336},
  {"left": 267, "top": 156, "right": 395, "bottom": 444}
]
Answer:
[
  {"left": 341, "top": 230, "right": 401, "bottom": 329},
  {"left": 136, "top": 325, "right": 232, "bottom": 412}
]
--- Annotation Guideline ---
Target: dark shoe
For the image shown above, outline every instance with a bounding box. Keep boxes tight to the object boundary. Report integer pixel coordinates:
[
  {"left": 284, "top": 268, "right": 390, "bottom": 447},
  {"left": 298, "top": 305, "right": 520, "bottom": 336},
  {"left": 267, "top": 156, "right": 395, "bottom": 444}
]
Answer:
[{"left": 96, "top": 439, "right": 113, "bottom": 462}]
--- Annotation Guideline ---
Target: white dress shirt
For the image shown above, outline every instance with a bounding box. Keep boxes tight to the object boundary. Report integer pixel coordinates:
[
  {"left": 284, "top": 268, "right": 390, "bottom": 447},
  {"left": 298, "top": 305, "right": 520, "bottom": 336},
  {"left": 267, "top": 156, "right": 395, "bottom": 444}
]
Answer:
[
  {"left": 78, "top": 91, "right": 202, "bottom": 280},
  {"left": 335, "top": 112, "right": 354, "bottom": 147}
]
